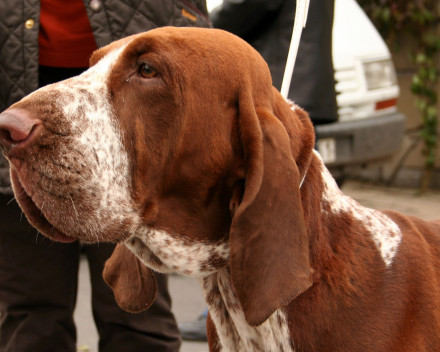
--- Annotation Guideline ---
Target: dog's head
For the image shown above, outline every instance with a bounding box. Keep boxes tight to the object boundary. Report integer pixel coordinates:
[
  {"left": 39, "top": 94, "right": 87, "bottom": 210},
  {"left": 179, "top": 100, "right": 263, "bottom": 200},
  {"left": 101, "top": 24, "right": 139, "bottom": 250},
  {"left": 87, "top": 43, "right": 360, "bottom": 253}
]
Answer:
[{"left": 0, "top": 27, "right": 314, "bottom": 326}]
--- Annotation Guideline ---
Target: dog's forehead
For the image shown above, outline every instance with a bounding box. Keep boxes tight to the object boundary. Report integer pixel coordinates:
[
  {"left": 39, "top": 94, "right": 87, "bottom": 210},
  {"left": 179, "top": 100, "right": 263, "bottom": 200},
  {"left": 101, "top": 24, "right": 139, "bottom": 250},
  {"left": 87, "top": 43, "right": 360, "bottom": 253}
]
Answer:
[
  {"left": 90, "top": 34, "right": 136, "bottom": 66},
  {"left": 139, "top": 27, "right": 244, "bottom": 51},
  {"left": 115, "top": 28, "right": 270, "bottom": 75}
]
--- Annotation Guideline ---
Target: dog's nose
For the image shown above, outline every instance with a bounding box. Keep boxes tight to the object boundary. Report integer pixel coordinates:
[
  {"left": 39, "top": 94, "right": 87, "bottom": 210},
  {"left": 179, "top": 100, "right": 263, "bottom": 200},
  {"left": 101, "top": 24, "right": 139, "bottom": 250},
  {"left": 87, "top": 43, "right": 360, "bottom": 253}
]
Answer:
[{"left": 0, "top": 109, "right": 42, "bottom": 153}]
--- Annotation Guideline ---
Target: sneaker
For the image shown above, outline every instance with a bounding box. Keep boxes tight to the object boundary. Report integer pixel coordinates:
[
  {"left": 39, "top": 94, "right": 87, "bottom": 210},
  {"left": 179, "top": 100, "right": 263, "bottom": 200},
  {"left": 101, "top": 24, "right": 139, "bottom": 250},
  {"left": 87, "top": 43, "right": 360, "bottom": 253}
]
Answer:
[{"left": 178, "top": 311, "right": 208, "bottom": 341}]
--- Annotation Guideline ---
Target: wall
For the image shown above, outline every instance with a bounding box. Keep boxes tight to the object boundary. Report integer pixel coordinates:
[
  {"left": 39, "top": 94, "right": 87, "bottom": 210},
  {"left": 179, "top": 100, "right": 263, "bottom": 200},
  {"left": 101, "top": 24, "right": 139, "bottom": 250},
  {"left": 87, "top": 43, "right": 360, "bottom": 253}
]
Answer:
[{"left": 389, "top": 39, "right": 440, "bottom": 187}]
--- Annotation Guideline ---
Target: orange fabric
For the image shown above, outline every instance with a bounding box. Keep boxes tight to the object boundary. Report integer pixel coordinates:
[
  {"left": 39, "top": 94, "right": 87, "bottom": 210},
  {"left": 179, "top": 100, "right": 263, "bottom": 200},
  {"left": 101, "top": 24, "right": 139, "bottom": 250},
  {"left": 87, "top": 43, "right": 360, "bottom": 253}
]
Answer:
[{"left": 38, "top": 0, "right": 97, "bottom": 68}]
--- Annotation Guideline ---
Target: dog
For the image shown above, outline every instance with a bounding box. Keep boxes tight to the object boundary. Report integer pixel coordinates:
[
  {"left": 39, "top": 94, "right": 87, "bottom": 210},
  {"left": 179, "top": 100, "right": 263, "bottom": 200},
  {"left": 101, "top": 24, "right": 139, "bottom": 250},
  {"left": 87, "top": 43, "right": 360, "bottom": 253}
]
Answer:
[{"left": 0, "top": 27, "right": 439, "bottom": 351}]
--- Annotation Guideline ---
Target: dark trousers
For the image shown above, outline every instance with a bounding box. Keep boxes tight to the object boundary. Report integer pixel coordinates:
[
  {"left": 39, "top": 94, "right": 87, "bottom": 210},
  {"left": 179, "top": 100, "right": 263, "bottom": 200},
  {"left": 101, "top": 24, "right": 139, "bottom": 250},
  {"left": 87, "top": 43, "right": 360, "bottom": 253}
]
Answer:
[{"left": 0, "top": 66, "right": 181, "bottom": 351}]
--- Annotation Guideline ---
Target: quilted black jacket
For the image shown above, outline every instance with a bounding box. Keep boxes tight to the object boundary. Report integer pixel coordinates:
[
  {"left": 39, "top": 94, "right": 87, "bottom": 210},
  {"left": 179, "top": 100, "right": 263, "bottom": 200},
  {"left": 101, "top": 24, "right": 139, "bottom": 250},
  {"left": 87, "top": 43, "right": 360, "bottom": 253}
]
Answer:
[{"left": 0, "top": 0, "right": 210, "bottom": 194}]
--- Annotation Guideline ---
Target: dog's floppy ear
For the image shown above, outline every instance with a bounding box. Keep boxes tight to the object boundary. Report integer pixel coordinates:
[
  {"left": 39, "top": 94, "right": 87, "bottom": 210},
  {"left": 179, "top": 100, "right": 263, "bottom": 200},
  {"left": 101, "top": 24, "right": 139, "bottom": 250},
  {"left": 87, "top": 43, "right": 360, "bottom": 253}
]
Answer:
[
  {"left": 103, "top": 244, "right": 157, "bottom": 313},
  {"left": 229, "top": 90, "right": 313, "bottom": 327}
]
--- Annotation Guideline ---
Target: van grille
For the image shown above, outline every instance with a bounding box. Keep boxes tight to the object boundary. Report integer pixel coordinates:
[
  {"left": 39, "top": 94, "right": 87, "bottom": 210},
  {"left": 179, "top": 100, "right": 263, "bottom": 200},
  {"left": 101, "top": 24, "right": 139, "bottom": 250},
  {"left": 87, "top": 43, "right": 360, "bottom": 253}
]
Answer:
[{"left": 335, "top": 68, "right": 359, "bottom": 94}]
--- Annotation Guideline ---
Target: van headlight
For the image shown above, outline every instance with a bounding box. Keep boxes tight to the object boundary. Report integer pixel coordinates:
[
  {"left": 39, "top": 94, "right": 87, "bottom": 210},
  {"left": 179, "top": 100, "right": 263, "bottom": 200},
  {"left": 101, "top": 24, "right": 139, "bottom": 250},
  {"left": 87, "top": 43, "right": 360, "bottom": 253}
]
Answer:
[{"left": 362, "top": 59, "right": 397, "bottom": 90}]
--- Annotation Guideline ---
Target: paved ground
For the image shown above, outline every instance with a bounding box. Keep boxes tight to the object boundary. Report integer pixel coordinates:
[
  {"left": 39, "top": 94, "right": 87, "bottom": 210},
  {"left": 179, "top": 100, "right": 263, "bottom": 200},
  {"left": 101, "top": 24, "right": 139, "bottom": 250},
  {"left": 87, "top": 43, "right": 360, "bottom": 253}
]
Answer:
[{"left": 74, "top": 180, "right": 440, "bottom": 352}]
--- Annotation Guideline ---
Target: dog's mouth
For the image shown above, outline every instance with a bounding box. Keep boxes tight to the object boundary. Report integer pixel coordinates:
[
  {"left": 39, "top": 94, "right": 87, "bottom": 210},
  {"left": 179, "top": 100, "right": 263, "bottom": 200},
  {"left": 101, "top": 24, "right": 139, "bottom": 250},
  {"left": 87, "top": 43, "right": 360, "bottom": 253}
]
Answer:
[{"left": 10, "top": 168, "right": 77, "bottom": 243}]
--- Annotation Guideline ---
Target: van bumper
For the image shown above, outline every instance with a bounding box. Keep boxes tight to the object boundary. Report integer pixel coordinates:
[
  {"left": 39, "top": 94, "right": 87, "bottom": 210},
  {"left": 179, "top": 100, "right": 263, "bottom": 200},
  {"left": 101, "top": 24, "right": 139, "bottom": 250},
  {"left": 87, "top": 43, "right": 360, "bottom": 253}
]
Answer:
[{"left": 315, "top": 111, "right": 405, "bottom": 167}]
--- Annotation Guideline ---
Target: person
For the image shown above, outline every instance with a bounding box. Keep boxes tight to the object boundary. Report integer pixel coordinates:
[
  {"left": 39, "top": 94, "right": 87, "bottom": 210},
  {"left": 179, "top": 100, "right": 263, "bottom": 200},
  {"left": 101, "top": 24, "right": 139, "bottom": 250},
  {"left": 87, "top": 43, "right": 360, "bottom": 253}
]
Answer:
[
  {"left": 0, "top": 1, "right": 210, "bottom": 351},
  {"left": 211, "top": 0, "right": 337, "bottom": 124},
  {"left": 178, "top": 0, "right": 337, "bottom": 341}
]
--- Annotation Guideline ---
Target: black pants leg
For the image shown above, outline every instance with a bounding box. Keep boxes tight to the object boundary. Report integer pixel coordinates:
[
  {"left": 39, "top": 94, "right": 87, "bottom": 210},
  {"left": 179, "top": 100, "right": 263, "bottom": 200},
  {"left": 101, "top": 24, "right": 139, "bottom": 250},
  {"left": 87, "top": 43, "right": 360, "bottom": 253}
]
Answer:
[{"left": 0, "top": 195, "right": 79, "bottom": 352}]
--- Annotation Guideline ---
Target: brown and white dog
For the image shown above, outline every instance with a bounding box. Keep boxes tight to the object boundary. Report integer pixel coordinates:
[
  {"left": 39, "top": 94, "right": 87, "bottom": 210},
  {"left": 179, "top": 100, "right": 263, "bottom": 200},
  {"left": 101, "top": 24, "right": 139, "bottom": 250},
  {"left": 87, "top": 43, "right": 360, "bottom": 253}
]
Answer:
[{"left": 0, "top": 27, "right": 439, "bottom": 352}]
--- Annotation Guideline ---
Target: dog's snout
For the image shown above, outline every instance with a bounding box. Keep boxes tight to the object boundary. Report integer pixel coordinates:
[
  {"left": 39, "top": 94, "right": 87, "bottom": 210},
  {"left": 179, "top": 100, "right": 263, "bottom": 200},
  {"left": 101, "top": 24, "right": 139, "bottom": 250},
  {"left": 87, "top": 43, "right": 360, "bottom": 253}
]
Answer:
[{"left": 0, "top": 109, "right": 42, "bottom": 153}]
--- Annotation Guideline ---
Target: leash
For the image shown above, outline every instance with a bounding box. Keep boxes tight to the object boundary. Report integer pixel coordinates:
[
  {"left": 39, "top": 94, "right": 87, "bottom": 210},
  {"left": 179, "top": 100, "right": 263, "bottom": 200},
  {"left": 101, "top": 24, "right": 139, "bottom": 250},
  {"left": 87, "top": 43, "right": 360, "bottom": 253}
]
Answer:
[
  {"left": 280, "top": 0, "right": 310, "bottom": 99},
  {"left": 281, "top": 0, "right": 311, "bottom": 188}
]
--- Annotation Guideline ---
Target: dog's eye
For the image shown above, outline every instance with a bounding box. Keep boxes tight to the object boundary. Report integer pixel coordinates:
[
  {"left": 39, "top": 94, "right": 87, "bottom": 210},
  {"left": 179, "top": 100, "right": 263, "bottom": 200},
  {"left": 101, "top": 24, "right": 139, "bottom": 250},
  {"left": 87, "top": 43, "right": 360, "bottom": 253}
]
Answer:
[{"left": 139, "top": 63, "right": 157, "bottom": 78}]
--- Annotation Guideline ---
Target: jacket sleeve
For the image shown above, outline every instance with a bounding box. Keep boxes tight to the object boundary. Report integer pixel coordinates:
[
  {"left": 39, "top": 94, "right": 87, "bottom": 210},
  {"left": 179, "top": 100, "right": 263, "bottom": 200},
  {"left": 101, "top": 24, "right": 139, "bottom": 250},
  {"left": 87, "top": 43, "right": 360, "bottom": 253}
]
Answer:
[{"left": 210, "top": 0, "right": 285, "bottom": 36}]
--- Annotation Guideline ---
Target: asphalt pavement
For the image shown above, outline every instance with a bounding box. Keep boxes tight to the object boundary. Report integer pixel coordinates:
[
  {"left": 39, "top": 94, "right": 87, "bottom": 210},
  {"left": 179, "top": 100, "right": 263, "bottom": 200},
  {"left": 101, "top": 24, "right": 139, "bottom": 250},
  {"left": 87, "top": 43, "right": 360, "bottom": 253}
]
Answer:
[{"left": 74, "top": 180, "right": 440, "bottom": 352}]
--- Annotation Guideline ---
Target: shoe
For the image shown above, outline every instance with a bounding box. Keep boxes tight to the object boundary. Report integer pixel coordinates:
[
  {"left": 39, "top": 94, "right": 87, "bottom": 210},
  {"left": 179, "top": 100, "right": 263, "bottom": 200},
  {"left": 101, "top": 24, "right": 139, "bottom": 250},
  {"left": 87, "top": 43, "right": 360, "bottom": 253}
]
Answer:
[{"left": 178, "top": 311, "right": 208, "bottom": 341}]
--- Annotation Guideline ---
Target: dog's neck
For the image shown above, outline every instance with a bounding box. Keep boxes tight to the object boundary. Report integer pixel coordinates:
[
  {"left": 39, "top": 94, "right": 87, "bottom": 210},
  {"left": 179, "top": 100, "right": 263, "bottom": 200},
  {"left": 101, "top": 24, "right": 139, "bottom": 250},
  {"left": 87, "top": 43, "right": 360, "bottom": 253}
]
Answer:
[
  {"left": 128, "top": 151, "right": 403, "bottom": 351},
  {"left": 302, "top": 152, "right": 402, "bottom": 270},
  {"left": 199, "top": 153, "right": 404, "bottom": 351},
  {"left": 201, "top": 268, "right": 294, "bottom": 352}
]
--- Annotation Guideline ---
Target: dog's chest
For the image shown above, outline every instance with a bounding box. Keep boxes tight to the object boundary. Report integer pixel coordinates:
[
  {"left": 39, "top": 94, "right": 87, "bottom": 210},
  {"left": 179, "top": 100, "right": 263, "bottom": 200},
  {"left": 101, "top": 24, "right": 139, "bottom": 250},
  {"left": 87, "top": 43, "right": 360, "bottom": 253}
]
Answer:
[{"left": 202, "top": 269, "right": 294, "bottom": 352}]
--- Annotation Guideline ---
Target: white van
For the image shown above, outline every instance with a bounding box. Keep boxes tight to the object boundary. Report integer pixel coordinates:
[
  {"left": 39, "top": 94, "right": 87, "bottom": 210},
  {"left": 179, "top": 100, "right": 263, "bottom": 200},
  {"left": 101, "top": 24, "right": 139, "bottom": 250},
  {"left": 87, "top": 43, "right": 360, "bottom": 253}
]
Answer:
[{"left": 207, "top": 0, "right": 405, "bottom": 179}]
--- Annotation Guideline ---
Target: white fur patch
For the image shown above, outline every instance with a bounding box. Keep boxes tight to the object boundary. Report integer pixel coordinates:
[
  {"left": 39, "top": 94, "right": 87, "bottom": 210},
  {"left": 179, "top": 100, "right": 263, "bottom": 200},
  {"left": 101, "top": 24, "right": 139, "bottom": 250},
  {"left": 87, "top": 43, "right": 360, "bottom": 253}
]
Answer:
[
  {"left": 126, "top": 226, "right": 229, "bottom": 277},
  {"left": 202, "top": 269, "right": 294, "bottom": 352},
  {"left": 316, "top": 151, "right": 402, "bottom": 266},
  {"left": 18, "top": 41, "right": 141, "bottom": 242},
  {"left": 126, "top": 228, "right": 293, "bottom": 351}
]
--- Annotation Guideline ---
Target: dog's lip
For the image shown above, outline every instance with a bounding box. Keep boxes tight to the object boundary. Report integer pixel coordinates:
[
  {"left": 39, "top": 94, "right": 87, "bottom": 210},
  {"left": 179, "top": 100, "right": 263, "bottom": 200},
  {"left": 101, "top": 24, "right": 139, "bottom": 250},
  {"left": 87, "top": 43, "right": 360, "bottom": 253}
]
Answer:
[{"left": 10, "top": 169, "right": 77, "bottom": 243}]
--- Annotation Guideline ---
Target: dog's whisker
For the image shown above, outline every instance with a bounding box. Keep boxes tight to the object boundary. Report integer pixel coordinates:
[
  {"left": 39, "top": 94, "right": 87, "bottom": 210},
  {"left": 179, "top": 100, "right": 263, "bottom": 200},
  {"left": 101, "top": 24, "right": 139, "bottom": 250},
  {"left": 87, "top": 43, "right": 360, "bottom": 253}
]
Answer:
[
  {"left": 69, "top": 195, "right": 79, "bottom": 222},
  {"left": 7, "top": 196, "right": 16, "bottom": 205}
]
